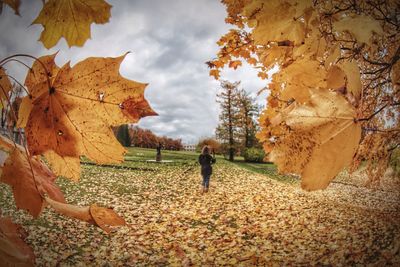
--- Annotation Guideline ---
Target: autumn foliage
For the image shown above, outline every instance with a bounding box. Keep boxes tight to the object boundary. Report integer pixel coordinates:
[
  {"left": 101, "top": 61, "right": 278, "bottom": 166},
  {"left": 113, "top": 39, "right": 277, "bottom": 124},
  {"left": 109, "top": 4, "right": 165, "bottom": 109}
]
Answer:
[
  {"left": 0, "top": 0, "right": 157, "bottom": 264},
  {"left": 209, "top": 0, "right": 399, "bottom": 190},
  {"left": 129, "top": 126, "right": 183, "bottom": 150}
]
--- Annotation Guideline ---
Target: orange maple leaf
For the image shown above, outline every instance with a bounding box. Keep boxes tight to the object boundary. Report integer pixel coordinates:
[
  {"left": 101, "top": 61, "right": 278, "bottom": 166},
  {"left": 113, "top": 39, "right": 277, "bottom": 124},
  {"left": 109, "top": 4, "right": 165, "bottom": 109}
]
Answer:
[
  {"left": 229, "top": 60, "right": 242, "bottom": 70},
  {"left": 17, "top": 54, "right": 156, "bottom": 180},
  {"left": 0, "top": 214, "right": 35, "bottom": 266},
  {"left": 32, "top": 0, "right": 112, "bottom": 48},
  {"left": 0, "top": 136, "right": 66, "bottom": 217},
  {"left": 210, "top": 69, "right": 220, "bottom": 80}
]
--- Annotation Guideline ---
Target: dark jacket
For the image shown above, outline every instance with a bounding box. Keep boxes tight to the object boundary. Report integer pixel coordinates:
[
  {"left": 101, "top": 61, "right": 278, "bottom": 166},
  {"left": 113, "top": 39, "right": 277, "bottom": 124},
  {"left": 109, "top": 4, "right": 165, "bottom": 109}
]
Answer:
[{"left": 198, "top": 154, "right": 216, "bottom": 176}]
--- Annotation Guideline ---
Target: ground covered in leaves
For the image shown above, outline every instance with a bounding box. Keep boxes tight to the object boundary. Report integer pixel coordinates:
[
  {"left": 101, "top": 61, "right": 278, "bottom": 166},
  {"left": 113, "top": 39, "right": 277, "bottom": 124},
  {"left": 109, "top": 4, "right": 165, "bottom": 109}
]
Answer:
[{"left": 1, "top": 150, "right": 399, "bottom": 266}]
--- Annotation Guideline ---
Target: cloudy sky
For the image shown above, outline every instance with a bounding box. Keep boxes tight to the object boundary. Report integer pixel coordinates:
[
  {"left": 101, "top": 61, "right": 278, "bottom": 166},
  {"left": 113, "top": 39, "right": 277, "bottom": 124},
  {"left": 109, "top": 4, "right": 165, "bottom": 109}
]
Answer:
[{"left": 0, "top": 0, "right": 268, "bottom": 144}]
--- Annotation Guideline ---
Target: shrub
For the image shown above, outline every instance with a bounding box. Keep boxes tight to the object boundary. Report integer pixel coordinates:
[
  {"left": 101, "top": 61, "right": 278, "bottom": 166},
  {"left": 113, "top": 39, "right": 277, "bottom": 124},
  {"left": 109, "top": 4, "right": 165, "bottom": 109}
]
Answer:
[{"left": 243, "top": 148, "right": 265, "bottom": 163}]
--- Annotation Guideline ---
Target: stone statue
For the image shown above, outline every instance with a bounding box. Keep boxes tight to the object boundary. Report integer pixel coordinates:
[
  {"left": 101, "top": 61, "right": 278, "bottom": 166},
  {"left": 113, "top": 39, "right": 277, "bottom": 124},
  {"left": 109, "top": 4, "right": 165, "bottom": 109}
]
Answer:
[{"left": 156, "top": 143, "right": 162, "bottom": 162}]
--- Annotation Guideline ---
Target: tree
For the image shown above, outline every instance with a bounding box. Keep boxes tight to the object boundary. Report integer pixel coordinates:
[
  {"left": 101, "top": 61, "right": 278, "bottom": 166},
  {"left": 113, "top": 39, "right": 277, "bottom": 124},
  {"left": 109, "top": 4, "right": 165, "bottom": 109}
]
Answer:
[
  {"left": 209, "top": 0, "right": 399, "bottom": 190},
  {"left": 197, "top": 137, "right": 221, "bottom": 154},
  {"left": 128, "top": 126, "right": 183, "bottom": 150},
  {"left": 215, "top": 80, "right": 241, "bottom": 161},
  {"left": 116, "top": 124, "right": 131, "bottom": 147},
  {"left": 237, "top": 89, "right": 260, "bottom": 149}
]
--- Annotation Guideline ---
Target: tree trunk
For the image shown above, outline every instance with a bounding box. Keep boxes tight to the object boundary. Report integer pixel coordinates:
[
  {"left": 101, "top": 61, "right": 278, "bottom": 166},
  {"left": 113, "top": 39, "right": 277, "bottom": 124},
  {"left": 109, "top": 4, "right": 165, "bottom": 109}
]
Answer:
[{"left": 228, "top": 89, "right": 234, "bottom": 161}]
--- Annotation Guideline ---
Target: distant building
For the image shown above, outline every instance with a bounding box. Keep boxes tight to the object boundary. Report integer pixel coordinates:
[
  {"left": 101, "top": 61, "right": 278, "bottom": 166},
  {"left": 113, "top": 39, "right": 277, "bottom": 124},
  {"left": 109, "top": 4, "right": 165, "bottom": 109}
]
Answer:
[{"left": 183, "top": 144, "right": 196, "bottom": 151}]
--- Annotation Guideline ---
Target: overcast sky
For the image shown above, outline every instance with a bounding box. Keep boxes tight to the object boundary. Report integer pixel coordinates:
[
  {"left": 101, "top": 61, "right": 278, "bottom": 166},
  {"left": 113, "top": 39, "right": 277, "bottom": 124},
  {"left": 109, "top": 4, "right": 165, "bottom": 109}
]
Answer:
[{"left": 0, "top": 0, "right": 268, "bottom": 143}]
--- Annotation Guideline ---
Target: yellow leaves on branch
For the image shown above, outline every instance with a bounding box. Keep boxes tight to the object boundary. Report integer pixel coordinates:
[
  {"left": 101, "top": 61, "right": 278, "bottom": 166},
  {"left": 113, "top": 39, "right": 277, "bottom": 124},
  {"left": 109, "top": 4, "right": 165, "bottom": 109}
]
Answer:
[
  {"left": 243, "top": 0, "right": 311, "bottom": 45},
  {"left": 17, "top": 54, "right": 156, "bottom": 181},
  {"left": 33, "top": 0, "right": 112, "bottom": 49},
  {"left": 273, "top": 58, "right": 327, "bottom": 103},
  {"left": 269, "top": 89, "right": 361, "bottom": 191},
  {"left": 333, "top": 15, "right": 383, "bottom": 44},
  {"left": 0, "top": 213, "right": 35, "bottom": 267},
  {"left": 215, "top": 0, "right": 393, "bottom": 190}
]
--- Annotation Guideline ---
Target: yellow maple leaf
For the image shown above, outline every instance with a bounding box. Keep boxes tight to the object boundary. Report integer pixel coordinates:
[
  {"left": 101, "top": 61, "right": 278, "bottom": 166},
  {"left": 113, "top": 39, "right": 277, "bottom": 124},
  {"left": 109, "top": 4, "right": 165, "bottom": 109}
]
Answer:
[
  {"left": 17, "top": 54, "right": 156, "bottom": 180},
  {"left": 333, "top": 15, "right": 383, "bottom": 44},
  {"left": 269, "top": 89, "right": 361, "bottom": 190},
  {"left": 43, "top": 150, "right": 81, "bottom": 182},
  {"left": 32, "top": 0, "right": 112, "bottom": 49},
  {"left": 244, "top": 0, "right": 309, "bottom": 45},
  {"left": 274, "top": 58, "right": 327, "bottom": 103}
]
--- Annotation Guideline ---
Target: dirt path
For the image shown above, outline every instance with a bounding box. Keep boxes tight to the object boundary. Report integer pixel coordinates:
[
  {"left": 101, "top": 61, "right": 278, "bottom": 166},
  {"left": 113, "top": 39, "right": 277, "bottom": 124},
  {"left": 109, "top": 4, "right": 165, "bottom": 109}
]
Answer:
[{"left": 1, "top": 162, "right": 399, "bottom": 266}]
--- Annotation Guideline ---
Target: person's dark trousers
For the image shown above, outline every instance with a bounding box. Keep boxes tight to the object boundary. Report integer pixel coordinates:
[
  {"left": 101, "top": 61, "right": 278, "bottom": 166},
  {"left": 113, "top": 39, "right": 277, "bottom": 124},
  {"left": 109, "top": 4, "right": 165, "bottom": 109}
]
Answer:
[{"left": 202, "top": 174, "right": 210, "bottom": 189}]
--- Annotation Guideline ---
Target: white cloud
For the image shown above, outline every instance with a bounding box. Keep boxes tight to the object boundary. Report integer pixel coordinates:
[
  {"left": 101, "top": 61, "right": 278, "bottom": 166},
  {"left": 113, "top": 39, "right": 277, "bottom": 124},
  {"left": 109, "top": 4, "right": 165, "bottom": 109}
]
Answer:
[{"left": 0, "top": 0, "right": 268, "bottom": 143}]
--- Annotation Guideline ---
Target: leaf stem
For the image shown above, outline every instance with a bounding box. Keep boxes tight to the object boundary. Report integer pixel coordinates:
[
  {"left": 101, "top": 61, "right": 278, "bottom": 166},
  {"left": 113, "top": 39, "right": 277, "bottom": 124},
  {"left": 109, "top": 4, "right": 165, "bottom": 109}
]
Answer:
[{"left": 0, "top": 54, "right": 51, "bottom": 94}]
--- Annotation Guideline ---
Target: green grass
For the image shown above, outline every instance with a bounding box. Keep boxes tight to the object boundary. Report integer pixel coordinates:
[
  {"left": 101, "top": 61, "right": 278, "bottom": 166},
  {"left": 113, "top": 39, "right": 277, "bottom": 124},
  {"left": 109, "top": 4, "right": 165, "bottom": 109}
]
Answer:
[
  {"left": 123, "top": 147, "right": 295, "bottom": 183},
  {"left": 229, "top": 159, "right": 299, "bottom": 184},
  {"left": 79, "top": 147, "right": 293, "bottom": 184}
]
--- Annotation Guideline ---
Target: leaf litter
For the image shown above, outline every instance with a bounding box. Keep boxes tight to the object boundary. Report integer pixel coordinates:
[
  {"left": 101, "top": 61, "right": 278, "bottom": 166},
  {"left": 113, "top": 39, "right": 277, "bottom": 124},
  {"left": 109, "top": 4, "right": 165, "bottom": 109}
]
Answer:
[{"left": 0, "top": 161, "right": 399, "bottom": 266}]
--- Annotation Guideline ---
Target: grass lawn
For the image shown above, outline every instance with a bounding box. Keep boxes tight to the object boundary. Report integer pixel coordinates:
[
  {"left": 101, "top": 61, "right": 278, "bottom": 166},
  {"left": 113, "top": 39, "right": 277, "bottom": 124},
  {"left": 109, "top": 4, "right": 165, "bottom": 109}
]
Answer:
[
  {"left": 1, "top": 147, "right": 399, "bottom": 266},
  {"left": 121, "top": 147, "right": 296, "bottom": 184}
]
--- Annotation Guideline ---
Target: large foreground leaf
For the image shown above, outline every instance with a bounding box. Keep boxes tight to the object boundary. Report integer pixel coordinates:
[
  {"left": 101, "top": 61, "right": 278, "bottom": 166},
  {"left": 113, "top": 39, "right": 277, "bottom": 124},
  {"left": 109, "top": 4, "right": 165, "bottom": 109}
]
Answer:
[
  {"left": 270, "top": 89, "right": 361, "bottom": 190},
  {"left": 18, "top": 54, "right": 156, "bottom": 180}
]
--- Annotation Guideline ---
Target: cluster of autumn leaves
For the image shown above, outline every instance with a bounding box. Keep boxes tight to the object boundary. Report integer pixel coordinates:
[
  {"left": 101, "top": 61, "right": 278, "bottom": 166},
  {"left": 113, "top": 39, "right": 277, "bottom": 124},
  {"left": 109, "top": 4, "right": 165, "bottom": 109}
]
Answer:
[
  {"left": 0, "top": 0, "right": 157, "bottom": 265},
  {"left": 208, "top": 0, "right": 399, "bottom": 190}
]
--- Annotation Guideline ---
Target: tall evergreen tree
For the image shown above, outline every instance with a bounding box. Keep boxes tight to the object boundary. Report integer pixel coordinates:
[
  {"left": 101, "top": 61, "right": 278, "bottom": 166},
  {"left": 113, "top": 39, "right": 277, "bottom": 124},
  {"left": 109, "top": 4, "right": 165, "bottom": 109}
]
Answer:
[
  {"left": 215, "top": 80, "right": 241, "bottom": 161},
  {"left": 237, "top": 89, "right": 260, "bottom": 149},
  {"left": 116, "top": 124, "right": 131, "bottom": 147}
]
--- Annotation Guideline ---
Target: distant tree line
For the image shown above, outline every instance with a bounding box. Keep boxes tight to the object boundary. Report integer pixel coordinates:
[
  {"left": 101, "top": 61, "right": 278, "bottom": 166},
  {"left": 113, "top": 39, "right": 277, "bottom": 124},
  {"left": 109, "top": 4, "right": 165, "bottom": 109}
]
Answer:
[{"left": 114, "top": 125, "right": 183, "bottom": 151}]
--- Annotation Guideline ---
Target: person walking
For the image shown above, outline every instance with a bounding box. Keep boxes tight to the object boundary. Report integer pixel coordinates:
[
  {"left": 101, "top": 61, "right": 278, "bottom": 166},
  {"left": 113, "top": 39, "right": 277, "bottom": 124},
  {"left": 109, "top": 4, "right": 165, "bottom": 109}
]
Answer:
[{"left": 198, "top": 146, "right": 216, "bottom": 193}]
